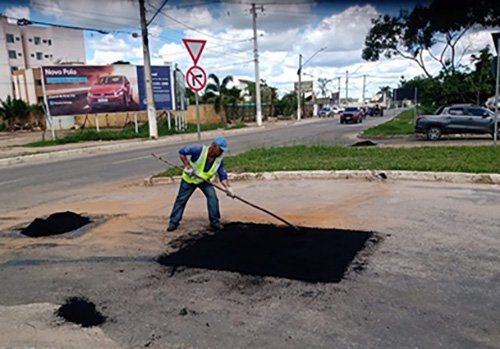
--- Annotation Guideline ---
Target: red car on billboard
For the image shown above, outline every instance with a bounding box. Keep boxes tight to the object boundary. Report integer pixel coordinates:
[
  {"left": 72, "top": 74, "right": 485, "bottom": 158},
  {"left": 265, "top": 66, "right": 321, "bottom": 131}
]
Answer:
[{"left": 87, "top": 75, "right": 132, "bottom": 111}]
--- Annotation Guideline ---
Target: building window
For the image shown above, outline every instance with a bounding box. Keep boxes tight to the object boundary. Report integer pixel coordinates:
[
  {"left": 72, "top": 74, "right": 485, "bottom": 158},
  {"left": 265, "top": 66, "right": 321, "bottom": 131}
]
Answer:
[
  {"left": 6, "top": 33, "right": 14, "bottom": 43},
  {"left": 34, "top": 36, "right": 41, "bottom": 45},
  {"left": 48, "top": 39, "right": 52, "bottom": 46},
  {"left": 37, "top": 96, "right": 44, "bottom": 104},
  {"left": 8, "top": 50, "right": 17, "bottom": 59},
  {"left": 44, "top": 54, "right": 49, "bottom": 58},
  {"left": 35, "top": 80, "right": 42, "bottom": 86},
  {"left": 36, "top": 52, "right": 43, "bottom": 60}
]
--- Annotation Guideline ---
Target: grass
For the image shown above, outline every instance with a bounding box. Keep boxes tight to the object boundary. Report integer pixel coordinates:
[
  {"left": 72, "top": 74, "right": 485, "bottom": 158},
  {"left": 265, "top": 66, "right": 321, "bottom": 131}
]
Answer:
[
  {"left": 361, "top": 109, "right": 417, "bottom": 137},
  {"left": 156, "top": 145, "right": 500, "bottom": 176},
  {"left": 26, "top": 121, "right": 246, "bottom": 147}
]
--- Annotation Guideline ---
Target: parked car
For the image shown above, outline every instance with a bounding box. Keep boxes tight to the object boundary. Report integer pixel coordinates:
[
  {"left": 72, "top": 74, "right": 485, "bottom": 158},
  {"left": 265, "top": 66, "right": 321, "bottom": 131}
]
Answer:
[
  {"left": 340, "top": 107, "right": 363, "bottom": 124},
  {"left": 331, "top": 106, "right": 342, "bottom": 114},
  {"left": 318, "top": 106, "right": 335, "bottom": 118},
  {"left": 415, "top": 104, "right": 499, "bottom": 140},
  {"left": 87, "top": 75, "right": 132, "bottom": 110},
  {"left": 485, "top": 96, "right": 500, "bottom": 111}
]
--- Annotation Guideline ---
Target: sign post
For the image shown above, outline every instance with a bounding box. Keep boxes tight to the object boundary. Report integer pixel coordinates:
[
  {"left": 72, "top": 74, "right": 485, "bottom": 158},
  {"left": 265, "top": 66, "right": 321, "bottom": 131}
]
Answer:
[
  {"left": 492, "top": 32, "right": 500, "bottom": 145},
  {"left": 183, "top": 38, "right": 207, "bottom": 141}
]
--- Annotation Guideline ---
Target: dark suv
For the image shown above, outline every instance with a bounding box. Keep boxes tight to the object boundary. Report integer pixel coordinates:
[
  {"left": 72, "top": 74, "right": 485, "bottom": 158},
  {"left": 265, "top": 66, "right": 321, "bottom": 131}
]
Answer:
[{"left": 415, "top": 104, "right": 499, "bottom": 140}]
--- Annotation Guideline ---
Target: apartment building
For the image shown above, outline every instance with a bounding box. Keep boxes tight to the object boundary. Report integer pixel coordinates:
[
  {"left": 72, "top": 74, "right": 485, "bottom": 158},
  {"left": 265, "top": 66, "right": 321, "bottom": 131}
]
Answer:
[{"left": 0, "top": 16, "right": 86, "bottom": 101}]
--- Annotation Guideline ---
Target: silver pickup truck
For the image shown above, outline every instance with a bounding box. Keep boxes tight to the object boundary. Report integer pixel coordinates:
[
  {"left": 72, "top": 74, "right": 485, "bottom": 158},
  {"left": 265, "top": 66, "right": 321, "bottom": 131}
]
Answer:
[{"left": 415, "top": 104, "right": 499, "bottom": 140}]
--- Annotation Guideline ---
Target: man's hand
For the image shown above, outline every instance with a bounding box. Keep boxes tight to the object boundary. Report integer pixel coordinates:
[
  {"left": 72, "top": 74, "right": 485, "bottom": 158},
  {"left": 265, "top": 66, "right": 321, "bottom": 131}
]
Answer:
[
  {"left": 183, "top": 166, "right": 194, "bottom": 177},
  {"left": 225, "top": 186, "right": 235, "bottom": 198}
]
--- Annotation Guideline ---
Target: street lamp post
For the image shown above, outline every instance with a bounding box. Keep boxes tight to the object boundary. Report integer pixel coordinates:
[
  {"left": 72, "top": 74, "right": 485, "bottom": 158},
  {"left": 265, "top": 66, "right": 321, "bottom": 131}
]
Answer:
[{"left": 297, "top": 47, "right": 326, "bottom": 121}]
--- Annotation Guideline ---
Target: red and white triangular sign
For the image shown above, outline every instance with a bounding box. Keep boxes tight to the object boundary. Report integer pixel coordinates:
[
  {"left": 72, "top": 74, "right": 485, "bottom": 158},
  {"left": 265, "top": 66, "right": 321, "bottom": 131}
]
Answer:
[{"left": 182, "top": 39, "right": 207, "bottom": 65}]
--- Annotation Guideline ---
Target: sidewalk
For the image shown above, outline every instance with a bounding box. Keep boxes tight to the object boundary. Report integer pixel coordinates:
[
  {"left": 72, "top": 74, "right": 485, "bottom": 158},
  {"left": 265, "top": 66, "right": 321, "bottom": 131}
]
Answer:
[{"left": 0, "top": 117, "right": 322, "bottom": 166}]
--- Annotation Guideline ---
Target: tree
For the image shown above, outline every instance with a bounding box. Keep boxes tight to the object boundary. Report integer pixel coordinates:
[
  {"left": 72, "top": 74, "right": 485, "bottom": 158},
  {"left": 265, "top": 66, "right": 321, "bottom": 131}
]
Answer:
[
  {"left": 378, "top": 86, "right": 392, "bottom": 103},
  {"left": 276, "top": 92, "right": 298, "bottom": 117},
  {"left": 0, "top": 96, "right": 30, "bottom": 131},
  {"left": 362, "top": 0, "right": 500, "bottom": 77},
  {"left": 469, "top": 47, "right": 496, "bottom": 105},
  {"left": 205, "top": 74, "right": 234, "bottom": 125}
]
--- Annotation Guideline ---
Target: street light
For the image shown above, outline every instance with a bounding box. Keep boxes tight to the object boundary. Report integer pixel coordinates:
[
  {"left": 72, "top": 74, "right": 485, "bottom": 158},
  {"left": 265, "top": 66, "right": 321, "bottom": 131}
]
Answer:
[{"left": 297, "top": 46, "right": 326, "bottom": 121}]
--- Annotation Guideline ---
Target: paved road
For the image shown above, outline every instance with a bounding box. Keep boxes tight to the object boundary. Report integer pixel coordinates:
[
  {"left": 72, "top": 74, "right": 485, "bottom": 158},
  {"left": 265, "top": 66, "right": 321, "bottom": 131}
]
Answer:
[{"left": 0, "top": 111, "right": 400, "bottom": 212}]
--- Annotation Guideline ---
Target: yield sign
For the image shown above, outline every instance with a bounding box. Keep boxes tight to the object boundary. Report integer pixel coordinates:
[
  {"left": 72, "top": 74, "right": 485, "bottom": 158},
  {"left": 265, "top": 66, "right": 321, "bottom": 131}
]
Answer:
[{"left": 182, "top": 39, "right": 207, "bottom": 65}]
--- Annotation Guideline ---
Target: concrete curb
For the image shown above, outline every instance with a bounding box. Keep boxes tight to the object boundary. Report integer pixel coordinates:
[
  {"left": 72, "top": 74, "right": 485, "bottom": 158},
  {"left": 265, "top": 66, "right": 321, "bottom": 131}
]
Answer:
[{"left": 144, "top": 170, "right": 500, "bottom": 186}]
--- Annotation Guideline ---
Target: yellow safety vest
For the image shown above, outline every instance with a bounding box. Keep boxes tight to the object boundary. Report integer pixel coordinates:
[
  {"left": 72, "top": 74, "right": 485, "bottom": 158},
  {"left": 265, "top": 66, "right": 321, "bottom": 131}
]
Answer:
[{"left": 182, "top": 145, "right": 222, "bottom": 185}]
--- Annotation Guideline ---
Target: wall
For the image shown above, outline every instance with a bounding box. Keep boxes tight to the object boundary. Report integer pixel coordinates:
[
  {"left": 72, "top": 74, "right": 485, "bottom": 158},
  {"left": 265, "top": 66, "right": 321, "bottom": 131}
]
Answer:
[{"left": 186, "top": 104, "right": 220, "bottom": 124}]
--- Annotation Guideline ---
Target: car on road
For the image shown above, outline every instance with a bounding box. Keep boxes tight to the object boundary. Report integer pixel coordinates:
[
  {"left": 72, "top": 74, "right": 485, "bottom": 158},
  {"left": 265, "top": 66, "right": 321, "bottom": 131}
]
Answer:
[
  {"left": 340, "top": 107, "right": 363, "bottom": 124},
  {"left": 318, "top": 106, "right": 335, "bottom": 118},
  {"left": 415, "top": 104, "right": 500, "bottom": 140},
  {"left": 87, "top": 75, "right": 132, "bottom": 110}
]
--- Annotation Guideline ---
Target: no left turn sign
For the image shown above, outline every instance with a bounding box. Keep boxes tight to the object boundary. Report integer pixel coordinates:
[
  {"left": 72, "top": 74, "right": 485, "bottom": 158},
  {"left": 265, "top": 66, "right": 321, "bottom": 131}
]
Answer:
[{"left": 186, "top": 65, "right": 207, "bottom": 92}]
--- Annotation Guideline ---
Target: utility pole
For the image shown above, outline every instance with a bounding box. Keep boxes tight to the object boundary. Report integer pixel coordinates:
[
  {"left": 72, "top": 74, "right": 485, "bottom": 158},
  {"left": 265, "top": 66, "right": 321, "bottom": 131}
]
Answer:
[
  {"left": 251, "top": 3, "right": 263, "bottom": 126},
  {"left": 337, "top": 77, "right": 341, "bottom": 105},
  {"left": 297, "top": 54, "right": 302, "bottom": 120},
  {"left": 139, "top": 0, "right": 158, "bottom": 139},
  {"left": 345, "top": 70, "right": 349, "bottom": 104},
  {"left": 362, "top": 74, "right": 366, "bottom": 104}
]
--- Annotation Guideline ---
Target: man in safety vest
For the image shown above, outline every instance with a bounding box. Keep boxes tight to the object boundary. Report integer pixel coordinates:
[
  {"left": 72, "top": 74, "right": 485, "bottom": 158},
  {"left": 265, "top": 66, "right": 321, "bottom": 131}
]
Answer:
[{"left": 167, "top": 137, "right": 234, "bottom": 232}]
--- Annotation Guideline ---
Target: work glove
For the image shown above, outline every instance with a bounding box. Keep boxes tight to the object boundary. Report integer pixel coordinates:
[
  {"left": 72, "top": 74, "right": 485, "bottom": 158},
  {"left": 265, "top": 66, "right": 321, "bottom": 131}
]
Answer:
[
  {"left": 183, "top": 166, "right": 194, "bottom": 177},
  {"left": 225, "top": 186, "right": 235, "bottom": 198}
]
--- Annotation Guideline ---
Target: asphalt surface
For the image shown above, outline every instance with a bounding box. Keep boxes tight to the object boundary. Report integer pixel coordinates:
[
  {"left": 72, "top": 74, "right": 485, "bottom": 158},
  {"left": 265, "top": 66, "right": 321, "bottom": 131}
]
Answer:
[{"left": 0, "top": 111, "right": 400, "bottom": 213}]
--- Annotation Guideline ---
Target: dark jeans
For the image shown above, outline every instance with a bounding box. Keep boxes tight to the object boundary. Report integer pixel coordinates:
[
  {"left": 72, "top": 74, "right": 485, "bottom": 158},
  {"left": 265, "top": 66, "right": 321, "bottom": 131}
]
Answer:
[{"left": 169, "top": 179, "right": 220, "bottom": 226}]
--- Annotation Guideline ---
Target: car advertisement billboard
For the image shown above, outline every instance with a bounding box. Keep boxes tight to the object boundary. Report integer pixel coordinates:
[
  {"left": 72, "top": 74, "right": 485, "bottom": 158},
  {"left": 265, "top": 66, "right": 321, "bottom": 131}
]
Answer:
[
  {"left": 136, "top": 65, "right": 173, "bottom": 111},
  {"left": 42, "top": 65, "right": 175, "bottom": 116}
]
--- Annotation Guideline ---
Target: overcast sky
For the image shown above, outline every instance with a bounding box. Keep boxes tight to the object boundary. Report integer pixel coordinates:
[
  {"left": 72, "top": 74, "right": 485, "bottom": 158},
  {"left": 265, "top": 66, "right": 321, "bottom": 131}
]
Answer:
[{"left": 1, "top": 0, "right": 497, "bottom": 99}]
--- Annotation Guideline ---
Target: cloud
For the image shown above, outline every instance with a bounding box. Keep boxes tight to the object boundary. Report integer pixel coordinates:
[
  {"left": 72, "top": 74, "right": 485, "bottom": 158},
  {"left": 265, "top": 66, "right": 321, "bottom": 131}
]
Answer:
[{"left": 4, "top": 6, "right": 30, "bottom": 23}]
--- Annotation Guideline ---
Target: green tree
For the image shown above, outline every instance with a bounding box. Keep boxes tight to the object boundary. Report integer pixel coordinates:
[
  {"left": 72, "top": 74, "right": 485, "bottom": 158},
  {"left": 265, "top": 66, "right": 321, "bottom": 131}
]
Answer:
[
  {"left": 276, "top": 92, "right": 298, "bottom": 117},
  {"left": 362, "top": 0, "right": 500, "bottom": 77},
  {"left": 205, "top": 74, "right": 234, "bottom": 125},
  {"left": 0, "top": 96, "right": 30, "bottom": 130}
]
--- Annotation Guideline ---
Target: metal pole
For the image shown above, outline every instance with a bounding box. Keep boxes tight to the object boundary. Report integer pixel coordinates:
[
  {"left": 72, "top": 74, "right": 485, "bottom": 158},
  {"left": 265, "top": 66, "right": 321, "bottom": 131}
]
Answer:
[
  {"left": 251, "top": 3, "right": 263, "bottom": 126},
  {"left": 134, "top": 112, "right": 138, "bottom": 133},
  {"left": 337, "top": 76, "right": 341, "bottom": 105},
  {"left": 297, "top": 54, "right": 302, "bottom": 120},
  {"left": 362, "top": 74, "right": 366, "bottom": 104},
  {"left": 494, "top": 38, "right": 500, "bottom": 145},
  {"left": 195, "top": 91, "right": 201, "bottom": 141},
  {"left": 345, "top": 70, "right": 349, "bottom": 104},
  {"left": 139, "top": 0, "right": 158, "bottom": 139},
  {"left": 414, "top": 87, "right": 418, "bottom": 119},
  {"left": 95, "top": 114, "right": 100, "bottom": 132}
]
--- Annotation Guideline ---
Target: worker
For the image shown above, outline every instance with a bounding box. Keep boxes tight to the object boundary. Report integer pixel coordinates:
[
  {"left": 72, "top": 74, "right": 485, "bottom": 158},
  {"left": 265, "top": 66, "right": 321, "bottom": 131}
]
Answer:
[{"left": 167, "top": 137, "right": 234, "bottom": 232}]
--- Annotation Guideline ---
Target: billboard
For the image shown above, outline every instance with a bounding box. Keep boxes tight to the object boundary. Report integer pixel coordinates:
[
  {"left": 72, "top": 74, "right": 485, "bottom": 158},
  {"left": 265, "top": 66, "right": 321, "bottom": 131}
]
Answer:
[
  {"left": 294, "top": 81, "right": 313, "bottom": 93},
  {"left": 137, "top": 65, "right": 173, "bottom": 111},
  {"left": 393, "top": 87, "right": 416, "bottom": 101},
  {"left": 42, "top": 65, "right": 174, "bottom": 116}
]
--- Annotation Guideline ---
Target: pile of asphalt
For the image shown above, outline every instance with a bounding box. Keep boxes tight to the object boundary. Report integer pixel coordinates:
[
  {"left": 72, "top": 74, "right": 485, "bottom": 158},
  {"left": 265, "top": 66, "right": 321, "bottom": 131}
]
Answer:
[
  {"left": 20, "top": 211, "right": 90, "bottom": 237},
  {"left": 55, "top": 297, "right": 106, "bottom": 327},
  {"left": 158, "top": 222, "right": 377, "bottom": 283}
]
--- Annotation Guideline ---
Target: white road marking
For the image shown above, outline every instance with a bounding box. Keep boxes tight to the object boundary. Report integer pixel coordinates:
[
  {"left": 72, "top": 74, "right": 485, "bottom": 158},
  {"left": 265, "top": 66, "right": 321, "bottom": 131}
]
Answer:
[
  {"left": 111, "top": 155, "right": 153, "bottom": 165},
  {"left": 0, "top": 178, "right": 24, "bottom": 187}
]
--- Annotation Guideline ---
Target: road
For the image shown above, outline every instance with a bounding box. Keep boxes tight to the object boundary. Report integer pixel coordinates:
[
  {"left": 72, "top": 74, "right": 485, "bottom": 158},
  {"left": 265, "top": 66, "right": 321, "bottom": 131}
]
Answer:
[{"left": 0, "top": 110, "right": 400, "bottom": 212}]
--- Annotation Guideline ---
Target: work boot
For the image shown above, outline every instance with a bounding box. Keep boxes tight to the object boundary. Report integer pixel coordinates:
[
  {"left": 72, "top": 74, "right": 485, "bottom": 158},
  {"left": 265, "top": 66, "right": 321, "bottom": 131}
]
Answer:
[
  {"left": 166, "top": 223, "right": 178, "bottom": 232},
  {"left": 209, "top": 223, "right": 224, "bottom": 231}
]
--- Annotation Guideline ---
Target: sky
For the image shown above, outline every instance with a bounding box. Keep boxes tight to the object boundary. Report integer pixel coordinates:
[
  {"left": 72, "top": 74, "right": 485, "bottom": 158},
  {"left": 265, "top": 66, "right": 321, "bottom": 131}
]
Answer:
[{"left": 0, "top": 0, "right": 497, "bottom": 100}]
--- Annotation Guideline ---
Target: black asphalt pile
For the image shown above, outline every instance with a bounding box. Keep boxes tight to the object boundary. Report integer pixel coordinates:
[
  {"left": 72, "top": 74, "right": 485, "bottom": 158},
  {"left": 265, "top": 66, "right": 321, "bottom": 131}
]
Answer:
[
  {"left": 158, "top": 222, "right": 378, "bottom": 283},
  {"left": 56, "top": 297, "right": 106, "bottom": 327},
  {"left": 20, "top": 211, "right": 90, "bottom": 237}
]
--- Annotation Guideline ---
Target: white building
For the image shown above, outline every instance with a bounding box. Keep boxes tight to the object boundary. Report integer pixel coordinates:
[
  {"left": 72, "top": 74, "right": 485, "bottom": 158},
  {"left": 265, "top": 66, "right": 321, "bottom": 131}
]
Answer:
[{"left": 0, "top": 16, "right": 86, "bottom": 102}]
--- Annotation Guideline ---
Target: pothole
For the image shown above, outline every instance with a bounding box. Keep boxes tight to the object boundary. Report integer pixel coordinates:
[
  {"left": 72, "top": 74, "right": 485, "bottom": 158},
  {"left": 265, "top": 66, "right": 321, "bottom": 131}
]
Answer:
[
  {"left": 158, "top": 222, "right": 380, "bottom": 283},
  {"left": 20, "top": 211, "right": 91, "bottom": 237},
  {"left": 55, "top": 297, "right": 106, "bottom": 327}
]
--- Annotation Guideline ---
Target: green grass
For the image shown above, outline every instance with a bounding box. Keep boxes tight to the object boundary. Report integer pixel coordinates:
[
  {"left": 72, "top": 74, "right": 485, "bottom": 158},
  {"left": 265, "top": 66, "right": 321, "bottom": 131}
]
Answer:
[
  {"left": 156, "top": 145, "right": 500, "bottom": 176},
  {"left": 26, "top": 121, "right": 246, "bottom": 147},
  {"left": 361, "top": 109, "right": 417, "bottom": 137}
]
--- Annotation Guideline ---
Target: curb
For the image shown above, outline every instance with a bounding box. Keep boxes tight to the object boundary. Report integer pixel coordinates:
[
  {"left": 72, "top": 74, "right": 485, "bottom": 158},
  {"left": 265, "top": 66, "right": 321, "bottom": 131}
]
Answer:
[{"left": 144, "top": 170, "right": 500, "bottom": 186}]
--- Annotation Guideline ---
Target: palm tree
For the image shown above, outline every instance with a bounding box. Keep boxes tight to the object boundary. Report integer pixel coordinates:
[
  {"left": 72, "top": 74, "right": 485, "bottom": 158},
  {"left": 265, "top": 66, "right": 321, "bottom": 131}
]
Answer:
[
  {"left": 378, "top": 86, "right": 392, "bottom": 104},
  {"left": 317, "top": 78, "right": 331, "bottom": 97},
  {"left": 0, "top": 96, "right": 30, "bottom": 131},
  {"left": 205, "top": 74, "right": 233, "bottom": 125}
]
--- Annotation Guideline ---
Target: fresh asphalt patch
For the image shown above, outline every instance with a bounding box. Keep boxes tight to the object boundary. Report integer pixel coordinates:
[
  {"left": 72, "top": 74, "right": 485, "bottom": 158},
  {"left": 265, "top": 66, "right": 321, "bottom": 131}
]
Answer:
[
  {"left": 158, "top": 222, "right": 380, "bottom": 283},
  {"left": 56, "top": 296, "right": 106, "bottom": 327},
  {"left": 20, "top": 211, "right": 91, "bottom": 237}
]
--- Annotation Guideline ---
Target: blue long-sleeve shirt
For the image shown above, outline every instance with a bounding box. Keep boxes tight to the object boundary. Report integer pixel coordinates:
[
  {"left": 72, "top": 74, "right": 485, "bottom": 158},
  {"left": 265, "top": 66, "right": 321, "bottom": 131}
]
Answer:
[{"left": 179, "top": 144, "right": 228, "bottom": 181}]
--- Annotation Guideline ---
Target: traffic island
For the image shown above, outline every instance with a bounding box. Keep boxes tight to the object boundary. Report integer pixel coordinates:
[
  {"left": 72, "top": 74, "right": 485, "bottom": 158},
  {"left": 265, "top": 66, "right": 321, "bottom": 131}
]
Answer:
[
  {"left": 55, "top": 297, "right": 106, "bottom": 328},
  {"left": 157, "top": 222, "right": 381, "bottom": 283},
  {"left": 20, "top": 211, "right": 91, "bottom": 237}
]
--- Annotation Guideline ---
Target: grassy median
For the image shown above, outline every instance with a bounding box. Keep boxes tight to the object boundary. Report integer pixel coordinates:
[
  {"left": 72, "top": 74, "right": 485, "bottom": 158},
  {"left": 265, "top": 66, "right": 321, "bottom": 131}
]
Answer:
[
  {"left": 361, "top": 109, "right": 417, "bottom": 137},
  {"left": 26, "top": 122, "right": 246, "bottom": 147},
  {"left": 157, "top": 145, "right": 500, "bottom": 176}
]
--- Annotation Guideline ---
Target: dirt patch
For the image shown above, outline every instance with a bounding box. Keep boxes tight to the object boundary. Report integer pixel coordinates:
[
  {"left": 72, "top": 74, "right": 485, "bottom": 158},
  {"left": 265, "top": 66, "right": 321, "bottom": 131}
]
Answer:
[
  {"left": 56, "top": 297, "right": 106, "bottom": 327},
  {"left": 158, "top": 222, "right": 379, "bottom": 283},
  {"left": 20, "top": 211, "right": 90, "bottom": 237}
]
